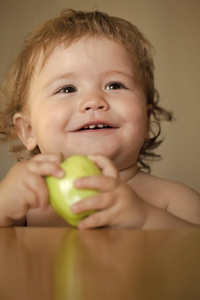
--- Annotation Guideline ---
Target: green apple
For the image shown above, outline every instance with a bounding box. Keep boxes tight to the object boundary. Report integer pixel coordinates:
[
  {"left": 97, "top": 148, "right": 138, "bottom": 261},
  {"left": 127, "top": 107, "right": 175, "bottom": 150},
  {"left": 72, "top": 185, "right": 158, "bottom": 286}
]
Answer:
[{"left": 45, "top": 155, "right": 101, "bottom": 226}]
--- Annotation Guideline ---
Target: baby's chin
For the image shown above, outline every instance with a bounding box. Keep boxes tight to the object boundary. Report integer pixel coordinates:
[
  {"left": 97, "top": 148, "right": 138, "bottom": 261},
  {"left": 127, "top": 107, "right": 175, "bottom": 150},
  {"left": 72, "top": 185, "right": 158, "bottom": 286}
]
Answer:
[{"left": 57, "top": 148, "right": 117, "bottom": 161}]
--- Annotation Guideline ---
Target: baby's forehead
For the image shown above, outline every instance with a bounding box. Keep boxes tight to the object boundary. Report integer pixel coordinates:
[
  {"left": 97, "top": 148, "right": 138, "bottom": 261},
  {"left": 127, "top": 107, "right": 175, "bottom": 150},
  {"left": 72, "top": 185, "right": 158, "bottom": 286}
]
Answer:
[{"left": 34, "top": 36, "right": 137, "bottom": 72}]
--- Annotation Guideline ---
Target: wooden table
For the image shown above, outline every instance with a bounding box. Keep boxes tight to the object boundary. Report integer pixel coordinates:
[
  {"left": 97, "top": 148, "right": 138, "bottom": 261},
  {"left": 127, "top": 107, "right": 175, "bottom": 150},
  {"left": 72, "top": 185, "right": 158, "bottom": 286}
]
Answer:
[{"left": 0, "top": 228, "right": 200, "bottom": 300}]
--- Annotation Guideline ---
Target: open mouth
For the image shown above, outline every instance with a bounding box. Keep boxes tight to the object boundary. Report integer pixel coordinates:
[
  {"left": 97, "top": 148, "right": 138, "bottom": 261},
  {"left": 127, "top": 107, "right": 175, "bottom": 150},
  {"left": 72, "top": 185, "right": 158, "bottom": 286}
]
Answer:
[{"left": 78, "top": 123, "right": 112, "bottom": 131}]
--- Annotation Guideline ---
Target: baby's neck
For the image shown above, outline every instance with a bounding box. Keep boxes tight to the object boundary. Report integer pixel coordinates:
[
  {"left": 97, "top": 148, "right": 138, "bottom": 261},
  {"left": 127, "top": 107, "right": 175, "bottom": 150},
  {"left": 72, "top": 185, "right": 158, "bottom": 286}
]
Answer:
[{"left": 119, "top": 163, "right": 139, "bottom": 182}]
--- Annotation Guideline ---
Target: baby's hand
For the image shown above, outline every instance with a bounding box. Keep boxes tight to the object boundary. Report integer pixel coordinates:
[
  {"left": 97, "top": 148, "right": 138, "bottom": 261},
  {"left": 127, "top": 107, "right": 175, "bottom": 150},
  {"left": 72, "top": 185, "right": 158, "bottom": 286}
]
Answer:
[
  {"left": 0, "top": 154, "right": 64, "bottom": 226},
  {"left": 71, "top": 155, "right": 145, "bottom": 229}
]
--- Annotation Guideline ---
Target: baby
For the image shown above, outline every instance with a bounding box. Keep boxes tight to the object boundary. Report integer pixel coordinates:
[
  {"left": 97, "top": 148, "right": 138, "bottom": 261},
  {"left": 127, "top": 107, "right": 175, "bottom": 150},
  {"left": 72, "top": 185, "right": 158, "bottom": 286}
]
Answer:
[{"left": 0, "top": 9, "right": 199, "bottom": 228}]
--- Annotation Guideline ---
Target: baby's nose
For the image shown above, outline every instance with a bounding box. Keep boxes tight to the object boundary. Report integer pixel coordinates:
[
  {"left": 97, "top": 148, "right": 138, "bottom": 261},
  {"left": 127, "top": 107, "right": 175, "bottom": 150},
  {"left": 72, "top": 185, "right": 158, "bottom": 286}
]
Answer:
[{"left": 79, "top": 95, "right": 109, "bottom": 112}]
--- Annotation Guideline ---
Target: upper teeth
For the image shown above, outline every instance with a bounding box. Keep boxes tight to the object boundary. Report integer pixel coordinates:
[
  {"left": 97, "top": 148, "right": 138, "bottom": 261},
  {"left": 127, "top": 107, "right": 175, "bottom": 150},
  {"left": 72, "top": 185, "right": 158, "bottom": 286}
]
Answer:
[{"left": 84, "top": 124, "right": 108, "bottom": 129}]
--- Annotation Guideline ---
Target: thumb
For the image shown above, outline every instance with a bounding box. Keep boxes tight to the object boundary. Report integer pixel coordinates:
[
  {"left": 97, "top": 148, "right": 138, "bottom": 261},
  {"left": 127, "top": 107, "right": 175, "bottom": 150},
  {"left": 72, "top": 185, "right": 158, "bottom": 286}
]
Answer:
[{"left": 88, "top": 154, "right": 118, "bottom": 178}]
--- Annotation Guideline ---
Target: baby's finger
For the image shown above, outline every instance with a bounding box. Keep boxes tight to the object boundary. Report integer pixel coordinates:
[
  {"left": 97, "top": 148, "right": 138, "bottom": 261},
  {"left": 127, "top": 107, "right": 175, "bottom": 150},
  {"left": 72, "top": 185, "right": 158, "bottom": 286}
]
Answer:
[
  {"left": 71, "top": 193, "right": 115, "bottom": 214},
  {"left": 31, "top": 153, "right": 62, "bottom": 163},
  {"left": 88, "top": 154, "right": 118, "bottom": 178},
  {"left": 74, "top": 175, "right": 118, "bottom": 192},
  {"left": 27, "top": 160, "right": 64, "bottom": 178},
  {"left": 78, "top": 209, "right": 114, "bottom": 229}
]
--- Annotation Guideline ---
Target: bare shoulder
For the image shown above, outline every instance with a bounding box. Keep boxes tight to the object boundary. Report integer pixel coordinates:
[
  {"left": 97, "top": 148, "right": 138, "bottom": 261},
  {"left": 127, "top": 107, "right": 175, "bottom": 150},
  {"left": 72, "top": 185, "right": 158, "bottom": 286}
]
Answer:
[{"left": 129, "top": 171, "right": 200, "bottom": 224}]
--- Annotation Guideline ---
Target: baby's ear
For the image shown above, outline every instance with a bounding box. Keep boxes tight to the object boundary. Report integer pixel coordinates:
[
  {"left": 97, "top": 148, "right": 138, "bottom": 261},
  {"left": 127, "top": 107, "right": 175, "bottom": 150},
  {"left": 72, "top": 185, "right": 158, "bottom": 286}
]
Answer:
[
  {"left": 13, "top": 112, "right": 37, "bottom": 151},
  {"left": 145, "top": 104, "right": 153, "bottom": 140}
]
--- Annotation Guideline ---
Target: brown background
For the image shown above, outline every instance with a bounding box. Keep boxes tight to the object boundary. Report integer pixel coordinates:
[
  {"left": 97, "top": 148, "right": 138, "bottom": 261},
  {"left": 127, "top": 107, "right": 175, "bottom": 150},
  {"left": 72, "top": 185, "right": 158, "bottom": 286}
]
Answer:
[{"left": 0, "top": 0, "right": 200, "bottom": 193}]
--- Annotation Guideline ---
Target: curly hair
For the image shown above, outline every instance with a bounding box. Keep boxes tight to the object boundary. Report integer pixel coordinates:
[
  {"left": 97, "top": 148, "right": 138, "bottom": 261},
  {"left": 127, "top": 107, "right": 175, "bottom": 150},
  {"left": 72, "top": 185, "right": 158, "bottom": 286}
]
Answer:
[{"left": 0, "top": 8, "right": 172, "bottom": 170}]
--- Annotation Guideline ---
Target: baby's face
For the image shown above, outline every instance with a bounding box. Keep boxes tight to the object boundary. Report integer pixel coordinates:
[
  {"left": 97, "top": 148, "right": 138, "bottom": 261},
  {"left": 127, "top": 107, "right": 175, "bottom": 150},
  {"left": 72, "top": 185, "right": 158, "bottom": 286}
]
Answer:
[{"left": 20, "top": 38, "right": 150, "bottom": 169}]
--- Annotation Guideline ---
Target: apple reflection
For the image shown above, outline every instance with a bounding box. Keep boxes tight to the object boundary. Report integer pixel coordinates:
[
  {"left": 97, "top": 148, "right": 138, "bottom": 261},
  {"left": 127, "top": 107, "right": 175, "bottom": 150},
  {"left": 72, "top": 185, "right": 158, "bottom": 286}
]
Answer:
[{"left": 53, "top": 229, "right": 164, "bottom": 299}]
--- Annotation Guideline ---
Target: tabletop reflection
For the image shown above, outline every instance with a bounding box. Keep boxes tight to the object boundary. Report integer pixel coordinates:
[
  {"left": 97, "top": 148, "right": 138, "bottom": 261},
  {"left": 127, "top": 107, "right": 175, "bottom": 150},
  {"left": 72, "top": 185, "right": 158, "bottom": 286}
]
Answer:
[{"left": 0, "top": 228, "right": 200, "bottom": 300}]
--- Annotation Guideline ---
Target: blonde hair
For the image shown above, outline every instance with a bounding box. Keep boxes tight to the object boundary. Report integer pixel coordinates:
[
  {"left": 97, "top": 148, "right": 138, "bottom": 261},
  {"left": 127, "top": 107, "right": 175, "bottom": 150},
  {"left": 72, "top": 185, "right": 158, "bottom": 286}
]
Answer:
[{"left": 0, "top": 9, "right": 172, "bottom": 170}]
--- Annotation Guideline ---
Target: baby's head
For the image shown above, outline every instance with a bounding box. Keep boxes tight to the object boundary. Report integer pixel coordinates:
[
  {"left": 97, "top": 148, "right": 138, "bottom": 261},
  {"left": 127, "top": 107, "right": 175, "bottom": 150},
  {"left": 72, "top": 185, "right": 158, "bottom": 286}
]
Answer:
[{"left": 0, "top": 9, "right": 171, "bottom": 170}]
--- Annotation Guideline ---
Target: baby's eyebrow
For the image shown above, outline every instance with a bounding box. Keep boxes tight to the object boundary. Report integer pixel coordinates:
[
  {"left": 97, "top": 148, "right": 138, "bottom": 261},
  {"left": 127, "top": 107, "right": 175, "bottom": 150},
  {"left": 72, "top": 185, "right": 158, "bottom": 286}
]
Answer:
[
  {"left": 44, "top": 72, "right": 77, "bottom": 88},
  {"left": 103, "top": 70, "right": 136, "bottom": 81},
  {"left": 43, "top": 70, "right": 136, "bottom": 89}
]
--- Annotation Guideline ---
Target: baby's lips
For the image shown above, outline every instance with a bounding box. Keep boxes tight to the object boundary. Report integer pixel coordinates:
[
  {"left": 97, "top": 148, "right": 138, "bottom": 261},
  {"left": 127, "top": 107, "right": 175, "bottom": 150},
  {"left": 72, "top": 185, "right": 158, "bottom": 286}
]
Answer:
[{"left": 73, "top": 120, "right": 118, "bottom": 132}]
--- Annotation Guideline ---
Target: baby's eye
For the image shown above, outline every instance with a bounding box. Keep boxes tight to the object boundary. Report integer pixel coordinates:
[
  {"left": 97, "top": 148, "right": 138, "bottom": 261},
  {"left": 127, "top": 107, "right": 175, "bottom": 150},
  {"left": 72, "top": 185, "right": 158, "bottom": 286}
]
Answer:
[
  {"left": 105, "top": 82, "right": 126, "bottom": 90},
  {"left": 56, "top": 85, "right": 77, "bottom": 94}
]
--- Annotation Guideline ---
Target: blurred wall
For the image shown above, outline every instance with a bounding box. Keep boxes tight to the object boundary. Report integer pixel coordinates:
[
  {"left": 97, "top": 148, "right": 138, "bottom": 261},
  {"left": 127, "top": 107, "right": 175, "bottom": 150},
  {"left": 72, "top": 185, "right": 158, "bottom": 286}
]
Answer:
[{"left": 0, "top": 0, "right": 200, "bottom": 193}]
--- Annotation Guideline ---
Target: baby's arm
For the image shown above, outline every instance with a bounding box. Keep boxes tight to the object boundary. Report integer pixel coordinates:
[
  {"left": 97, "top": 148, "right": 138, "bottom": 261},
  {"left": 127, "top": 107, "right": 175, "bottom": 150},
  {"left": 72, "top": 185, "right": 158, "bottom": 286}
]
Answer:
[{"left": 0, "top": 154, "right": 64, "bottom": 227}]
